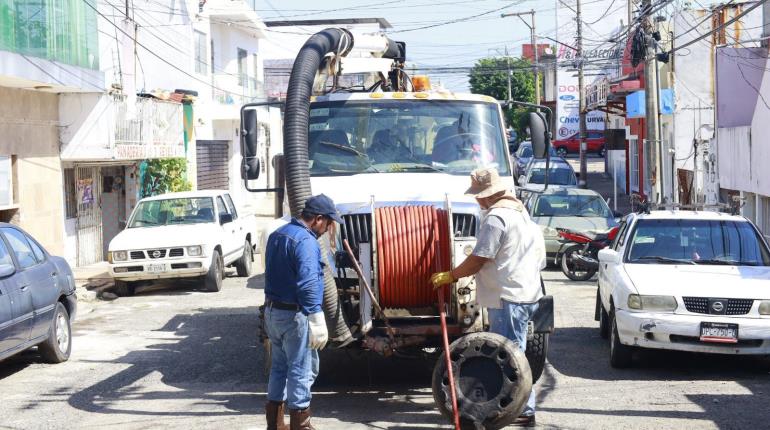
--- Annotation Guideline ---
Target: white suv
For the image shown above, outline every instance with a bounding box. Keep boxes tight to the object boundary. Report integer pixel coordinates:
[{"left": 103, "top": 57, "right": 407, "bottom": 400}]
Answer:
[{"left": 595, "top": 209, "right": 770, "bottom": 367}]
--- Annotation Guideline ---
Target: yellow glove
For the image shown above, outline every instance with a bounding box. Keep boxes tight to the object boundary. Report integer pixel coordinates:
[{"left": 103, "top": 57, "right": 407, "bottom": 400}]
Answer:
[{"left": 430, "top": 271, "right": 454, "bottom": 290}]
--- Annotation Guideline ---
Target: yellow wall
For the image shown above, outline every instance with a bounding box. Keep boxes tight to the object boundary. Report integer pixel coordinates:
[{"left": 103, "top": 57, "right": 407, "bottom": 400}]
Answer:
[{"left": 0, "top": 86, "right": 65, "bottom": 255}]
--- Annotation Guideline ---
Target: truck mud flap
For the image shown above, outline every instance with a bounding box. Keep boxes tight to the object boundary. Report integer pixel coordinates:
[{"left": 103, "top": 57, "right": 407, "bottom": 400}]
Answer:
[{"left": 532, "top": 295, "right": 554, "bottom": 334}]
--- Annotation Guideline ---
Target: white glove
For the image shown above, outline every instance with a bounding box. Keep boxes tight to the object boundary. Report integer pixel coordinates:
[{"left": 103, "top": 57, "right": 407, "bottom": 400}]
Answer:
[{"left": 307, "top": 312, "right": 328, "bottom": 350}]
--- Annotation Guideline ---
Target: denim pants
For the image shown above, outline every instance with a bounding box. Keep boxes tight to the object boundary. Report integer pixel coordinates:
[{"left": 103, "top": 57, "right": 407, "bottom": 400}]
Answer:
[
  {"left": 487, "top": 300, "right": 540, "bottom": 417},
  {"left": 265, "top": 306, "right": 319, "bottom": 410}
]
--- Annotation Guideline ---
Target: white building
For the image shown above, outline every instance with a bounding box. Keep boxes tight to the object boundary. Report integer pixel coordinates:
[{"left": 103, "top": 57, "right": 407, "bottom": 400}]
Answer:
[{"left": 55, "top": 0, "right": 275, "bottom": 267}]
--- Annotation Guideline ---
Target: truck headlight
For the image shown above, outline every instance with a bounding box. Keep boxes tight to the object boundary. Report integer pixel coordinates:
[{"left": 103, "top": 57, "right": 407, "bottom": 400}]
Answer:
[
  {"left": 111, "top": 251, "right": 128, "bottom": 262},
  {"left": 187, "top": 245, "right": 203, "bottom": 256},
  {"left": 627, "top": 294, "right": 677, "bottom": 311},
  {"left": 759, "top": 301, "right": 770, "bottom": 315}
]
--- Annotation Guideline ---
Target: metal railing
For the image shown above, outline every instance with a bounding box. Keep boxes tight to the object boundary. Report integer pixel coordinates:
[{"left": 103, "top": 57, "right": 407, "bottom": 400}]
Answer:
[{"left": 113, "top": 95, "right": 184, "bottom": 147}]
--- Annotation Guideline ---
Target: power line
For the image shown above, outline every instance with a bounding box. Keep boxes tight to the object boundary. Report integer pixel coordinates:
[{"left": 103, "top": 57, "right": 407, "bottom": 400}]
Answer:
[
  {"left": 669, "top": 0, "right": 767, "bottom": 55},
  {"left": 386, "top": 0, "right": 526, "bottom": 34},
  {"left": 82, "top": 0, "right": 245, "bottom": 98}
]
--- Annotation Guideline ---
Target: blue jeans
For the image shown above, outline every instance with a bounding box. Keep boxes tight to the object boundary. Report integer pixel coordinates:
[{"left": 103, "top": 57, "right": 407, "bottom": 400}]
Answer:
[
  {"left": 265, "top": 306, "right": 319, "bottom": 410},
  {"left": 488, "top": 300, "right": 539, "bottom": 417}
]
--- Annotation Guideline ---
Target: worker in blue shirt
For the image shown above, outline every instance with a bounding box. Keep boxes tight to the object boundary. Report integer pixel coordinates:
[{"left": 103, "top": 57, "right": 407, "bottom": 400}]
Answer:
[{"left": 263, "top": 194, "right": 342, "bottom": 430}]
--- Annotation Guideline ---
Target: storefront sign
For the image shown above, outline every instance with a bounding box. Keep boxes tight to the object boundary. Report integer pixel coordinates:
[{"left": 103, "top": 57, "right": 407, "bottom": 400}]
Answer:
[
  {"left": 555, "top": 1, "right": 626, "bottom": 138},
  {"left": 114, "top": 144, "right": 185, "bottom": 160}
]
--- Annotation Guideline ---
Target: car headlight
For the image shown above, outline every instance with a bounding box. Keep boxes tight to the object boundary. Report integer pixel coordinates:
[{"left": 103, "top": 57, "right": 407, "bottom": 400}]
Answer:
[
  {"left": 111, "top": 251, "right": 128, "bottom": 262},
  {"left": 187, "top": 245, "right": 203, "bottom": 256},
  {"left": 542, "top": 226, "right": 558, "bottom": 238},
  {"left": 627, "top": 294, "right": 678, "bottom": 311},
  {"left": 759, "top": 301, "right": 770, "bottom": 315}
]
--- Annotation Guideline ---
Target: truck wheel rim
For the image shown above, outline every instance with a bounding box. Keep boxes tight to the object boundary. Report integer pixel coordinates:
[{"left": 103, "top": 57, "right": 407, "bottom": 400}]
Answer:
[{"left": 56, "top": 311, "right": 69, "bottom": 352}]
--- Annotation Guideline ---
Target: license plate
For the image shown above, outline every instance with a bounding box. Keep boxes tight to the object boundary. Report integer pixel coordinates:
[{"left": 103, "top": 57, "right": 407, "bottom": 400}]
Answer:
[
  {"left": 700, "top": 322, "right": 738, "bottom": 343},
  {"left": 146, "top": 263, "right": 166, "bottom": 273}
]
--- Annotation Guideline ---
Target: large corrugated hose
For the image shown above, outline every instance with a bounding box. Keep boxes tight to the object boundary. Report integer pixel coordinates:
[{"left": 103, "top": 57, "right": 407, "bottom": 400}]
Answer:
[
  {"left": 284, "top": 28, "right": 353, "bottom": 346},
  {"left": 375, "top": 206, "right": 451, "bottom": 309}
]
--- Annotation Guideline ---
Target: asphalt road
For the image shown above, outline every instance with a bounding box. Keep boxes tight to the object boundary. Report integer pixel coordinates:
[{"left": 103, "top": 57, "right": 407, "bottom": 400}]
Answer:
[{"left": 1, "top": 266, "right": 769, "bottom": 429}]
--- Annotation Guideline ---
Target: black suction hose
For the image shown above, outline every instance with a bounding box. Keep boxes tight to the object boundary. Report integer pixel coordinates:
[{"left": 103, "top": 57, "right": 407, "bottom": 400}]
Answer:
[{"left": 283, "top": 28, "right": 354, "bottom": 347}]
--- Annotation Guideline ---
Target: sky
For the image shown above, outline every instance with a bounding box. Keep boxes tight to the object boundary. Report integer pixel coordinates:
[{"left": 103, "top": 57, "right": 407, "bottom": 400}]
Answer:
[{"left": 253, "top": 0, "right": 562, "bottom": 92}]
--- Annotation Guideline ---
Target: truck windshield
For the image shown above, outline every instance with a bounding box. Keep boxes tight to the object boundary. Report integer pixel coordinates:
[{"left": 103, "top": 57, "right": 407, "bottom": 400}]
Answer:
[
  {"left": 308, "top": 99, "right": 509, "bottom": 176},
  {"left": 627, "top": 219, "right": 770, "bottom": 266},
  {"left": 128, "top": 197, "right": 215, "bottom": 228}
]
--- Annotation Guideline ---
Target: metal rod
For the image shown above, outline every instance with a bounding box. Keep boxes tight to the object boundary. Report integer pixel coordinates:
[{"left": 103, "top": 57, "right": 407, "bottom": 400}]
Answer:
[
  {"left": 343, "top": 239, "right": 395, "bottom": 342},
  {"left": 434, "top": 238, "right": 460, "bottom": 430}
]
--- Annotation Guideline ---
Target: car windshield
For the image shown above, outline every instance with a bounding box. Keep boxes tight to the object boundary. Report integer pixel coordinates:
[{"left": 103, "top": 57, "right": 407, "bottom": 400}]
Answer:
[
  {"left": 531, "top": 194, "right": 611, "bottom": 218},
  {"left": 627, "top": 219, "right": 770, "bottom": 266},
  {"left": 128, "top": 197, "right": 215, "bottom": 228},
  {"left": 528, "top": 165, "right": 577, "bottom": 185},
  {"left": 308, "top": 99, "right": 509, "bottom": 176}
]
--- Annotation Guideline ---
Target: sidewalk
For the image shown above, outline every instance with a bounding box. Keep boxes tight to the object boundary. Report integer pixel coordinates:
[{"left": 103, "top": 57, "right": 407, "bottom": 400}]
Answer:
[{"left": 567, "top": 157, "right": 633, "bottom": 216}]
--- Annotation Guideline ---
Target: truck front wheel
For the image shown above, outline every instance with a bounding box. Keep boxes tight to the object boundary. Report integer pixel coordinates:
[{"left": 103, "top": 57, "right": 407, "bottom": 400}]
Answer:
[{"left": 203, "top": 251, "right": 223, "bottom": 292}]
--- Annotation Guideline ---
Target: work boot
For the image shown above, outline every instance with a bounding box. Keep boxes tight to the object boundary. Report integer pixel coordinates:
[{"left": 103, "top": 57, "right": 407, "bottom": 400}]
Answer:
[
  {"left": 265, "top": 400, "right": 288, "bottom": 430},
  {"left": 289, "top": 407, "right": 315, "bottom": 430}
]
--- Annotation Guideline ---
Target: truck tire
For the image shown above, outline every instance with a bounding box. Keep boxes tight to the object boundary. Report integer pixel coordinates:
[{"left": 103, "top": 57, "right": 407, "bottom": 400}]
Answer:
[
  {"left": 610, "top": 309, "right": 634, "bottom": 368},
  {"left": 235, "top": 240, "right": 253, "bottom": 277},
  {"left": 525, "top": 332, "right": 548, "bottom": 383},
  {"left": 432, "top": 332, "right": 532, "bottom": 430},
  {"left": 203, "top": 251, "right": 223, "bottom": 292},
  {"left": 38, "top": 302, "right": 72, "bottom": 363},
  {"left": 114, "top": 280, "right": 135, "bottom": 297}
]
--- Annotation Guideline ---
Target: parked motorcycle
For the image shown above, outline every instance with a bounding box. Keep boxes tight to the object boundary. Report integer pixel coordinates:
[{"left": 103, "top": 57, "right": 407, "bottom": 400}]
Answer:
[{"left": 557, "top": 226, "right": 620, "bottom": 281}]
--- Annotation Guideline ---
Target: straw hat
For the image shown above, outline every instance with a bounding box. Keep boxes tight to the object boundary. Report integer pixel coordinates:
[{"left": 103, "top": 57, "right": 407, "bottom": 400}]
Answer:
[{"left": 464, "top": 167, "right": 508, "bottom": 198}]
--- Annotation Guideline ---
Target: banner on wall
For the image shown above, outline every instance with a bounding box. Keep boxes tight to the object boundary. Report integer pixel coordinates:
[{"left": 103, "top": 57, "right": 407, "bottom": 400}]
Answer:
[{"left": 555, "top": 0, "right": 626, "bottom": 139}]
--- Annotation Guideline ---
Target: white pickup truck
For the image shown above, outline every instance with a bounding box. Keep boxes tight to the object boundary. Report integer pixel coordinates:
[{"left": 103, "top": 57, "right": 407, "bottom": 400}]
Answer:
[{"left": 108, "top": 190, "right": 257, "bottom": 296}]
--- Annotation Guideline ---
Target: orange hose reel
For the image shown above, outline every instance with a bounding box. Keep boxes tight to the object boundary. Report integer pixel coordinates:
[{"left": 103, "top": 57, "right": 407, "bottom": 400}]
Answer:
[{"left": 374, "top": 205, "right": 451, "bottom": 309}]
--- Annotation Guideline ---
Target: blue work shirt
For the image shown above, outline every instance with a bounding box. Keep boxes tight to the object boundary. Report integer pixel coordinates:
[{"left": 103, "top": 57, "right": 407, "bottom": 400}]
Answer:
[{"left": 265, "top": 218, "right": 324, "bottom": 315}]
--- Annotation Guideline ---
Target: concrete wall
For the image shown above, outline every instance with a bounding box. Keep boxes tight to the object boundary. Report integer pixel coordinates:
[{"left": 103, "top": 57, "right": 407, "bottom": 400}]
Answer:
[{"left": 0, "top": 86, "right": 65, "bottom": 255}]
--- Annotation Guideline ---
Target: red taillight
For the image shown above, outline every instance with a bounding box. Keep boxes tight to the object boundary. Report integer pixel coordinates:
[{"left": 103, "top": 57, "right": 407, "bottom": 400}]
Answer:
[{"left": 558, "top": 230, "right": 591, "bottom": 243}]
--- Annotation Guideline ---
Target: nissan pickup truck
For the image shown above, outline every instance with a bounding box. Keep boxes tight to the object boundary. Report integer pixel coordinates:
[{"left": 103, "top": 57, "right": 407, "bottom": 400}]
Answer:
[{"left": 108, "top": 190, "right": 256, "bottom": 295}]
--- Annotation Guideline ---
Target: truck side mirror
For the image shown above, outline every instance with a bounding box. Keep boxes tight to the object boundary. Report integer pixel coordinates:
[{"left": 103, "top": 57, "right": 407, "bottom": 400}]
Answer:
[
  {"left": 241, "top": 108, "right": 260, "bottom": 180},
  {"left": 528, "top": 112, "right": 550, "bottom": 159}
]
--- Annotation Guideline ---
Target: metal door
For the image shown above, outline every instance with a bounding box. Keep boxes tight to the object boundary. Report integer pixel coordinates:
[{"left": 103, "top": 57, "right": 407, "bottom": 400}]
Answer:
[{"left": 76, "top": 166, "right": 103, "bottom": 266}]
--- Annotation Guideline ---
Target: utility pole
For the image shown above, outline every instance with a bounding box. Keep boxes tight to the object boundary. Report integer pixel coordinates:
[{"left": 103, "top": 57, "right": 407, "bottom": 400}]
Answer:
[
  {"left": 642, "top": 0, "right": 661, "bottom": 203},
  {"left": 501, "top": 10, "right": 539, "bottom": 104},
  {"left": 506, "top": 46, "right": 512, "bottom": 101},
  {"left": 577, "top": 0, "right": 588, "bottom": 188}
]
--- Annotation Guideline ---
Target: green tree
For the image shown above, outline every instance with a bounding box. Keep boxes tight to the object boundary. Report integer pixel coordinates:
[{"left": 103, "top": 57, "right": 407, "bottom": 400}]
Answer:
[
  {"left": 468, "top": 57, "right": 536, "bottom": 140},
  {"left": 141, "top": 158, "right": 192, "bottom": 198}
]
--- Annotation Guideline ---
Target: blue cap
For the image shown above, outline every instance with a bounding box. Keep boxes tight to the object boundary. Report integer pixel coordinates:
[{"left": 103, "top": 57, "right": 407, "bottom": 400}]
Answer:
[{"left": 303, "top": 194, "right": 343, "bottom": 224}]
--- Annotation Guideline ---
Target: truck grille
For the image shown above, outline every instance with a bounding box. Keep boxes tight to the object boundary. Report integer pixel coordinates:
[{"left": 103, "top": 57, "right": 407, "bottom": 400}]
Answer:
[
  {"left": 452, "top": 213, "right": 477, "bottom": 237},
  {"left": 341, "top": 214, "right": 372, "bottom": 251},
  {"left": 130, "top": 251, "right": 145, "bottom": 260},
  {"left": 147, "top": 249, "right": 167, "bottom": 259},
  {"left": 168, "top": 248, "right": 184, "bottom": 257},
  {"left": 682, "top": 297, "right": 754, "bottom": 315}
]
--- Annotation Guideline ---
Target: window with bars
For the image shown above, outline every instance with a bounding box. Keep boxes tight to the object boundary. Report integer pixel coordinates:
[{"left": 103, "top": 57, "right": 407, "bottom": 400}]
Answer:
[{"left": 64, "top": 168, "right": 77, "bottom": 219}]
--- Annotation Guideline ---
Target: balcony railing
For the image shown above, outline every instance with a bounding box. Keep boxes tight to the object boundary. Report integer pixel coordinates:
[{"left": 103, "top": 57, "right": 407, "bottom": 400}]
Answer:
[
  {"left": 112, "top": 95, "right": 185, "bottom": 159},
  {"left": 212, "top": 73, "right": 264, "bottom": 105}
]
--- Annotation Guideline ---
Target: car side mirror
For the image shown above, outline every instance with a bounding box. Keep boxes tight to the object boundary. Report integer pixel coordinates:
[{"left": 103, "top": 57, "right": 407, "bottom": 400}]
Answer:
[
  {"left": 613, "top": 210, "right": 623, "bottom": 218},
  {"left": 0, "top": 263, "right": 15, "bottom": 278},
  {"left": 598, "top": 248, "right": 620, "bottom": 264},
  {"left": 528, "top": 112, "right": 551, "bottom": 159},
  {"left": 219, "top": 213, "right": 234, "bottom": 225}
]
